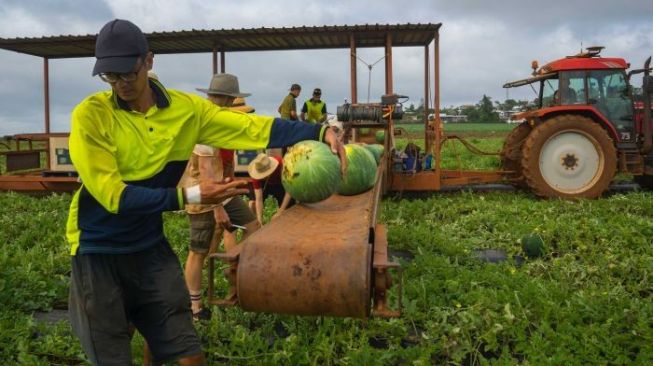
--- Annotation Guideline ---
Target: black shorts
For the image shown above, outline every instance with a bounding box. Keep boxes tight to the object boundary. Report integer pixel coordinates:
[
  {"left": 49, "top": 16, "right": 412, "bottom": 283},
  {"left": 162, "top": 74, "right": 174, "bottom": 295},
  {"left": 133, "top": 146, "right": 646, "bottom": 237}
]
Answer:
[{"left": 68, "top": 240, "right": 201, "bottom": 365}]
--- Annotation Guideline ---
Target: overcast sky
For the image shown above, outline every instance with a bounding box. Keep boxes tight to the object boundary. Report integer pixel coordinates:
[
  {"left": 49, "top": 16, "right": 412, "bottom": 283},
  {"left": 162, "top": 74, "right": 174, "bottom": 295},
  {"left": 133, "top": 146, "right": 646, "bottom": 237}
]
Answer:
[{"left": 1, "top": 0, "right": 653, "bottom": 135}]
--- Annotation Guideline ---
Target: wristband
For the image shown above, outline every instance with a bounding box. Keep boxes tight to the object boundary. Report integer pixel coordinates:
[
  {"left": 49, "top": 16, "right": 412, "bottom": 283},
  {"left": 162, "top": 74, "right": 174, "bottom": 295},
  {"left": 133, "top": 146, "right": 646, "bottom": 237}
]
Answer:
[
  {"left": 184, "top": 185, "right": 202, "bottom": 204},
  {"left": 319, "top": 125, "right": 330, "bottom": 143}
]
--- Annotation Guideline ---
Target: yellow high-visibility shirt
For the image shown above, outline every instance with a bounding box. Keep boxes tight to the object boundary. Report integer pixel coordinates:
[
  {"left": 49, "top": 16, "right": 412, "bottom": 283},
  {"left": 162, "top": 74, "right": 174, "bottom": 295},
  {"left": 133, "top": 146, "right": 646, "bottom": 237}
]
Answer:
[{"left": 67, "top": 79, "right": 325, "bottom": 255}]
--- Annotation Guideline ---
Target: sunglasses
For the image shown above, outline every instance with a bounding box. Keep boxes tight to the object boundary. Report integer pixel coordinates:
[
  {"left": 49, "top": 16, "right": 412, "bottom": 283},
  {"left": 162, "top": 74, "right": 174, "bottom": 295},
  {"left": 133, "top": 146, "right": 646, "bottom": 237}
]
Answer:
[{"left": 99, "top": 59, "right": 145, "bottom": 83}]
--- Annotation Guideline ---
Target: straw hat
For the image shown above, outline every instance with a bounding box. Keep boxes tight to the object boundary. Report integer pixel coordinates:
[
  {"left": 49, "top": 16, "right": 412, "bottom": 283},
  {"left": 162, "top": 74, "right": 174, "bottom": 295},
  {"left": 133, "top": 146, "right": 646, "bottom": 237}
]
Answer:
[
  {"left": 248, "top": 153, "right": 279, "bottom": 180},
  {"left": 230, "top": 97, "right": 255, "bottom": 113},
  {"left": 196, "top": 73, "right": 251, "bottom": 97}
]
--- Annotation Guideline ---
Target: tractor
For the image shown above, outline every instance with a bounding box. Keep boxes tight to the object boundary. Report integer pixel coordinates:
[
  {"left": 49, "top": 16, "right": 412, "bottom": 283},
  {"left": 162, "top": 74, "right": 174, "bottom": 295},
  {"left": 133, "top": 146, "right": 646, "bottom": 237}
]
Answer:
[{"left": 502, "top": 46, "right": 653, "bottom": 198}]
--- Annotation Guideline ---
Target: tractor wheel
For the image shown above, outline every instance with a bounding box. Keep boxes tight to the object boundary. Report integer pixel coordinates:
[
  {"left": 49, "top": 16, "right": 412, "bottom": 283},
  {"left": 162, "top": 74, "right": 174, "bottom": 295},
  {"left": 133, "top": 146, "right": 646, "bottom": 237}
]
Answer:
[
  {"left": 521, "top": 115, "right": 616, "bottom": 199},
  {"left": 500, "top": 122, "right": 532, "bottom": 187}
]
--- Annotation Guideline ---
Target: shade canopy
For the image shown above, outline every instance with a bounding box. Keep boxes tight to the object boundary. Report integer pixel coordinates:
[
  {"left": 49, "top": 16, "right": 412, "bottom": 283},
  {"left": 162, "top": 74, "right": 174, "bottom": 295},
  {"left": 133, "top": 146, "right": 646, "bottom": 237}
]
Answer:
[{"left": 0, "top": 23, "right": 441, "bottom": 58}]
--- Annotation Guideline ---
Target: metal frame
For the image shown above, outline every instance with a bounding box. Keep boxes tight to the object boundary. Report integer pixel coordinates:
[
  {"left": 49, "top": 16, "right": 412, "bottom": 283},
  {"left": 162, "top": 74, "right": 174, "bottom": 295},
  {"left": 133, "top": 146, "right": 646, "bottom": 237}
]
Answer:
[{"left": 0, "top": 23, "right": 441, "bottom": 193}]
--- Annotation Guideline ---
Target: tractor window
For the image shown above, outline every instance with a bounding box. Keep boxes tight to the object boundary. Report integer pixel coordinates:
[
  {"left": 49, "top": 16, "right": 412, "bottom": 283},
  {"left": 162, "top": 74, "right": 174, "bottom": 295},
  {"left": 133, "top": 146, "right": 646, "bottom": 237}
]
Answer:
[
  {"left": 559, "top": 71, "right": 586, "bottom": 105},
  {"left": 541, "top": 78, "right": 559, "bottom": 107},
  {"left": 588, "top": 70, "right": 634, "bottom": 138}
]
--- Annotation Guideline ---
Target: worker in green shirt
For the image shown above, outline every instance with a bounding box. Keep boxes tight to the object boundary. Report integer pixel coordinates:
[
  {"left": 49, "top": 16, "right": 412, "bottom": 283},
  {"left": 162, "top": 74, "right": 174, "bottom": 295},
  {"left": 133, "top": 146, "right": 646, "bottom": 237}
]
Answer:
[
  {"left": 301, "top": 88, "right": 327, "bottom": 123},
  {"left": 278, "top": 83, "right": 301, "bottom": 120},
  {"left": 66, "top": 19, "right": 345, "bottom": 366}
]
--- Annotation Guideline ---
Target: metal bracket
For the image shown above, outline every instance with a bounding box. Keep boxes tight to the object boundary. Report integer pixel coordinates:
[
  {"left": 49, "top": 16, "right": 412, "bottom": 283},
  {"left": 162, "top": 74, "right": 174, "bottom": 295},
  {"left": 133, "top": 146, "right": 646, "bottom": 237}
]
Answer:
[
  {"left": 207, "top": 245, "right": 241, "bottom": 307},
  {"left": 371, "top": 224, "right": 402, "bottom": 317}
]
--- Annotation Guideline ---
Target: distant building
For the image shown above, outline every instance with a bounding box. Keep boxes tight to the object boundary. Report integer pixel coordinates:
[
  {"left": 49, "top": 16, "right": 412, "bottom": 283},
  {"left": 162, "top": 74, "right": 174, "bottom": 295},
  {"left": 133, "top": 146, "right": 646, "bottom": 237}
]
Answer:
[
  {"left": 439, "top": 113, "right": 467, "bottom": 123},
  {"left": 501, "top": 106, "right": 527, "bottom": 123}
]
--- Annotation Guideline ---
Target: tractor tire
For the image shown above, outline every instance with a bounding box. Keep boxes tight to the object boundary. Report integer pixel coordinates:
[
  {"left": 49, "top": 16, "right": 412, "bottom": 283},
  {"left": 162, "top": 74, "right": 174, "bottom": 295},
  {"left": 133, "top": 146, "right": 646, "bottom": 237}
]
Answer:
[
  {"left": 500, "top": 122, "right": 532, "bottom": 187},
  {"left": 521, "top": 115, "right": 616, "bottom": 199}
]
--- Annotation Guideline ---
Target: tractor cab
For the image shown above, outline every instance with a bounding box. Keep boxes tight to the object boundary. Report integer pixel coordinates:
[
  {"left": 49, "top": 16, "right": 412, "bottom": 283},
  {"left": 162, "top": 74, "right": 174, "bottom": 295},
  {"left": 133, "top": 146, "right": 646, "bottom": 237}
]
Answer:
[
  {"left": 500, "top": 47, "right": 653, "bottom": 198},
  {"left": 505, "top": 47, "right": 635, "bottom": 142}
]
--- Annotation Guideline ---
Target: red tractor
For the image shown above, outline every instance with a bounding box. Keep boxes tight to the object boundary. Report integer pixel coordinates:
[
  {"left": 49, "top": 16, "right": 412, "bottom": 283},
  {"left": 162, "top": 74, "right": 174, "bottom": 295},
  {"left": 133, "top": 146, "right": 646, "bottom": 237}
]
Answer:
[{"left": 502, "top": 47, "right": 653, "bottom": 198}]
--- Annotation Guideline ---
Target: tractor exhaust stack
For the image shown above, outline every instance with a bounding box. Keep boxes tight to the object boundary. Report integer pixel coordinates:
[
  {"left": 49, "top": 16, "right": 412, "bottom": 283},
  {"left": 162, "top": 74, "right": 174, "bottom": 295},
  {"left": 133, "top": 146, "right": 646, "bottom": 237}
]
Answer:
[{"left": 642, "top": 57, "right": 652, "bottom": 154}]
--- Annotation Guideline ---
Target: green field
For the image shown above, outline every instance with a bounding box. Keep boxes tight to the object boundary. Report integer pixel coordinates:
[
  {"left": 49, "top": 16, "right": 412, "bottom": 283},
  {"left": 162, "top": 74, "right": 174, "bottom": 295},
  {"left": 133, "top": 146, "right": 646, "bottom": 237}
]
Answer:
[
  {"left": 397, "top": 123, "right": 516, "bottom": 136},
  {"left": 0, "top": 129, "right": 651, "bottom": 364},
  {"left": 1, "top": 184, "right": 652, "bottom": 364},
  {"left": 394, "top": 137, "right": 503, "bottom": 171}
]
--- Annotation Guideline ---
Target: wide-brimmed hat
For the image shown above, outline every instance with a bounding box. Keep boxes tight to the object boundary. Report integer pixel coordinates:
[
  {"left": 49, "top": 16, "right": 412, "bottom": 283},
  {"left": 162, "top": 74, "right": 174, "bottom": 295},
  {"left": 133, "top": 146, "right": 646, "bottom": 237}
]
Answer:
[
  {"left": 196, "top": 73, "right": 251, "bottom": 97},
  {"left": 248, "top": 153, "right": 279, "bottom": 180},
  {"left": 93, "top": 19, "right": 149, "bottom": 76},
  {"left": 230, "top": 97, "right": 255, "bottom": 113}
]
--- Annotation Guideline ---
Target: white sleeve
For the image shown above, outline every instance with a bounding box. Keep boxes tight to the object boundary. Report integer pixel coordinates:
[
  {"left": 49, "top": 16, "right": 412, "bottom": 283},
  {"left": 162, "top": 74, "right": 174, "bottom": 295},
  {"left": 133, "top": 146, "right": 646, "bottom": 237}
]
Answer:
[{"left": 193, "top": 144, "right": 214, "bottom": 156}]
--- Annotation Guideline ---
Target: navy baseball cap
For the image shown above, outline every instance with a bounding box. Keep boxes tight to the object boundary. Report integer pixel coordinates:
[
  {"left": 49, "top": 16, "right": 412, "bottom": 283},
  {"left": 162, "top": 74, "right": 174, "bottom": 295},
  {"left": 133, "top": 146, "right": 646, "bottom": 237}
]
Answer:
[{"left": 92, "top": 19, "right": 149, "bottom": 76}]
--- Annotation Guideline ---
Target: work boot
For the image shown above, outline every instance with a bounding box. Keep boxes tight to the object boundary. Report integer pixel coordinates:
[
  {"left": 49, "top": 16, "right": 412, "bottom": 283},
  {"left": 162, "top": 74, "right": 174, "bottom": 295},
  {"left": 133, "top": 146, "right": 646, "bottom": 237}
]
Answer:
[{"left": 192, "top": 307, "right": 212, "bottom": 323}]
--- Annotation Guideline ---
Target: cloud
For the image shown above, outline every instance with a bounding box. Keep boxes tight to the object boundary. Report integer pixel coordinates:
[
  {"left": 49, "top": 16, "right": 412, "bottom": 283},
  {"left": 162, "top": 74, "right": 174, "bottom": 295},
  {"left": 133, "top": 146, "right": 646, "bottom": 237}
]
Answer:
[{"left": 0, "top": 1, "right": 110, "bottom": 37}]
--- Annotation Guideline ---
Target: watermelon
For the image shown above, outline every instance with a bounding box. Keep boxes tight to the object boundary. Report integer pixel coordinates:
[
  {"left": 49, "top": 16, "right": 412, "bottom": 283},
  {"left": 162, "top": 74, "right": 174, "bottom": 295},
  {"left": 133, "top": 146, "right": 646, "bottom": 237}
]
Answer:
[
  {"left": 282, "top": 141, "right": 341, "bottom": 203},
  {"left": 375, "top": 130, "right": 385, "bottom": 144},
  {"left": 363, "top": 144, "right": 384, "bottom": 165},
  {"left": 521, "top": 233, "right": 545, "bottom": 258},
  {"left": 338, "top": 144, "right": 377, "bottom": 196}
]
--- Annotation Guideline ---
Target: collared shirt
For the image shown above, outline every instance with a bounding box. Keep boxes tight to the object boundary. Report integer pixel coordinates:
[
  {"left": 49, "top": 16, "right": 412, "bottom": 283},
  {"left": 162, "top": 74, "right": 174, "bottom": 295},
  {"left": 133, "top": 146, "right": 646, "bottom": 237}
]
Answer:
[
  {"left": 67, "top": 79, "right": 325, "bottom": 255},
  {"left": 279, "top": 93, "right": 297, "bottom": 120},
  {"left": 301, "top": 98, "right": 327, "bottom": 123}
]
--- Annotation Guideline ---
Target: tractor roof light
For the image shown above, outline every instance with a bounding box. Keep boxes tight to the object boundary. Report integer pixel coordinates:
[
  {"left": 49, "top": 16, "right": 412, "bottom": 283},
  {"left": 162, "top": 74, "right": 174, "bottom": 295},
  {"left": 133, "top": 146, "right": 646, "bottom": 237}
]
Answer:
[{"left": 531, "top": 60, "right": 539, "bottom": 76}]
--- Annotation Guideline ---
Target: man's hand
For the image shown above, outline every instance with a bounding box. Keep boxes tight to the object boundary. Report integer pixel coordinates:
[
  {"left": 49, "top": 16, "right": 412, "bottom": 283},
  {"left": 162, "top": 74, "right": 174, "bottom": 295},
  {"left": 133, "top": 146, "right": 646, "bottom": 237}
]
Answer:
[
  {"left": 199, "top": 179, "right": 249, "bottom": 205},
  {"left": 213, "top": 205, "right": 231, "bottom": 229},
  {"left": 323, "top": 127, "right": 347, "bottom": 176}
]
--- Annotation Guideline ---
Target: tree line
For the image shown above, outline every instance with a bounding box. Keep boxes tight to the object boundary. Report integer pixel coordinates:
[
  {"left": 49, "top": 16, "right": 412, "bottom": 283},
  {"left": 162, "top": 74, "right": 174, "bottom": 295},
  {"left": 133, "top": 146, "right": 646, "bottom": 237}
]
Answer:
[{"left": 405, "top": 95, "right": 534, "bottom": 123}]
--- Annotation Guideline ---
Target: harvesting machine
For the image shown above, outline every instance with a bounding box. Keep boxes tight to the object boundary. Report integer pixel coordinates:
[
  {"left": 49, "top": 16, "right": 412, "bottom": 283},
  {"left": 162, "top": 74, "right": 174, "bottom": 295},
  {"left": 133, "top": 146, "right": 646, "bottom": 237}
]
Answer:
[
  {"left": 337, "top": 47, "right": 653, "bottom": 200},
  {"left": 208, "top": 48, "right": 653, "bottom": 318}
]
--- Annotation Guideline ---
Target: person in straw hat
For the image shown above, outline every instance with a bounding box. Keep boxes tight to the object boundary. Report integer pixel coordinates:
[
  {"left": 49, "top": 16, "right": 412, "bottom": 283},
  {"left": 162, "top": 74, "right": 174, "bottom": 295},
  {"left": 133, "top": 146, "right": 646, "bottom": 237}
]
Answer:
[
  {"left": 231, "top": 97, "right": 255, "bottom": 113},
  {"left": 247, "top": 153, "right": 294, "bottom": 223},
  {"left": 180, "top": 73, "right": 261, "bottom": 322}
]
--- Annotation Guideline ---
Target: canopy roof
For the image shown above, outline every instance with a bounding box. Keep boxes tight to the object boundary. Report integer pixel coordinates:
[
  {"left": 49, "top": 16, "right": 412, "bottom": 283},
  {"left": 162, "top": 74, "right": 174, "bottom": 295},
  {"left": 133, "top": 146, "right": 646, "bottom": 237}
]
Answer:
[{"left": 0, "top": 23, "right": 441, "bottom": 59}]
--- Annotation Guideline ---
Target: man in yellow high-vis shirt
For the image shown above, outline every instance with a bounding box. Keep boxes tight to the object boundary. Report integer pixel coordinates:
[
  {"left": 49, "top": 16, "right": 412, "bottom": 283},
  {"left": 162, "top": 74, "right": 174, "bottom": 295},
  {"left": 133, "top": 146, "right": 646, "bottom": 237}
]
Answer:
[
  {"left": 301, "top": 88, "right": 327, "bottom": 123},
  {"left": 66, "top": 19, "right": 345, "bottom": 366}
]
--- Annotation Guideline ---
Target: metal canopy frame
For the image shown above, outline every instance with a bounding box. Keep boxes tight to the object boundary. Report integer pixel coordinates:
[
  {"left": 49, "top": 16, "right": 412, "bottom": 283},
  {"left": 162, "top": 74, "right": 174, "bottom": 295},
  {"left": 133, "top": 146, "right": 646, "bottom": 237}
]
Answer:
[{"left": 0, "top": 22, "right": 441, "bottom": 192}]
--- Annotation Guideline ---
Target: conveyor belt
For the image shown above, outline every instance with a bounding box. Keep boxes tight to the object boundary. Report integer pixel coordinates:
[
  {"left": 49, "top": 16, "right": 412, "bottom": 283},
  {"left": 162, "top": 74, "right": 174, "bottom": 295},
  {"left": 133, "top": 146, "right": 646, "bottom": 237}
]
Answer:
[{"left": 209, "top": 161, "right": 400, "bottom": 318}]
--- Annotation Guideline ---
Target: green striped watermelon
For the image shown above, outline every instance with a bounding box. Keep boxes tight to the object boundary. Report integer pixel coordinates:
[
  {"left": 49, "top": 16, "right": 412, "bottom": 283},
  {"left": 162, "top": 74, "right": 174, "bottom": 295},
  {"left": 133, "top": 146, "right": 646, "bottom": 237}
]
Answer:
[
  {"left": 521, "top": 233, "right": 545, "bottom": 258},
  {"left": 281, "top": 141, "right": 341, "bottom": 203},
  {"left": 375, "top": 130, "right": 385, "bottom": 144},
  {"left": 338, "top": 144, "right": 377, "bottom": 196},
  {"left": 363, "top": 144, "right": 384, "bottom": 165}
]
